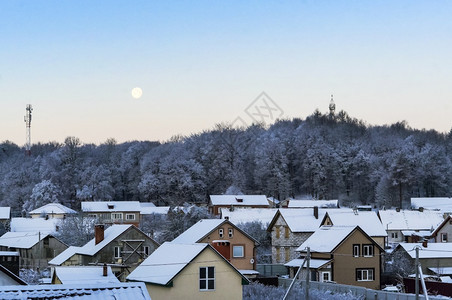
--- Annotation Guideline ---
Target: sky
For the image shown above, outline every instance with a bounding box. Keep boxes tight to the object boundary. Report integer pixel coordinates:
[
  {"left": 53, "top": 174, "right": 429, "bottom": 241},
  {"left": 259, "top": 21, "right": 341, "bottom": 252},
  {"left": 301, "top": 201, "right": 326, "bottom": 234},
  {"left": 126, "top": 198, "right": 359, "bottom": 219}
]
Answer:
[{"left": 1, "top": 1, "right": 451, "bottom": 146}]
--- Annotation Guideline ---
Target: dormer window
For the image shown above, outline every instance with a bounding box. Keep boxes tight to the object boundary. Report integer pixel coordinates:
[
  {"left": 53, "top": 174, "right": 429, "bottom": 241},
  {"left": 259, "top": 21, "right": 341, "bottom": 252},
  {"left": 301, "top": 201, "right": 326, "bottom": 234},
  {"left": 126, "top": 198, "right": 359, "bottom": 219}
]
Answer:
[
  {"left": 108, "top": 204, "right": 114, "bottom": 209},
  {"left": 236, "top": 198, "right": 243, "bottom": 203}
]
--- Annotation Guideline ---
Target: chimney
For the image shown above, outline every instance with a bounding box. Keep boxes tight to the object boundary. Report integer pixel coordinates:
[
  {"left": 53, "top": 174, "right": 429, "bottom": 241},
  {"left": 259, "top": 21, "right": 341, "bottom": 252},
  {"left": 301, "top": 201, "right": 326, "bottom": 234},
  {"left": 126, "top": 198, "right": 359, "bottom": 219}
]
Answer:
[
  {"left": 422, "top": 240, "right": 428, "bottom": 248},
  {"left": 419, "top": 207, "right": 424, "bottom": 212},
  {"left": 95, "top": 224, "right": 105, "bottom": 245},
  {"left": 313, "top": 206, "right": 319, "bottom": 219},
  {"left": 396, "top": 207, "right": 400, "bottom": 212},
  {"left": 103, "top": 263, "right": 108, "bottom": 277}
]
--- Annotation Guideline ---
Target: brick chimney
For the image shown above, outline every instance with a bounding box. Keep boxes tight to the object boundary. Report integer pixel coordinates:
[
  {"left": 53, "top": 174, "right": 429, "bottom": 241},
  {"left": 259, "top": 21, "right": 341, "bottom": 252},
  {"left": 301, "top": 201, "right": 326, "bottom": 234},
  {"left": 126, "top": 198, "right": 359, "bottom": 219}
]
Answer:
[
  {"left": 103, "top": 263, "right": 108, "bottom": 277},
  {"left": 313, "top": 206, "right": 319, "bottom": 219},
  {"left": 95, "top": 224, "right": 105, "bottom": 245}
]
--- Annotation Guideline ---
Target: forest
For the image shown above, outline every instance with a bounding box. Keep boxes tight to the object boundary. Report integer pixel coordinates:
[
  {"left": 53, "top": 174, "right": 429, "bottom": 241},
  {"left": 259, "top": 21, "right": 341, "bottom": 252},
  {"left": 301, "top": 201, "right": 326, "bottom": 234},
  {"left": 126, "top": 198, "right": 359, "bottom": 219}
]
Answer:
[{"left": 1, "top": 109, "right": 451, "bottom": 216}]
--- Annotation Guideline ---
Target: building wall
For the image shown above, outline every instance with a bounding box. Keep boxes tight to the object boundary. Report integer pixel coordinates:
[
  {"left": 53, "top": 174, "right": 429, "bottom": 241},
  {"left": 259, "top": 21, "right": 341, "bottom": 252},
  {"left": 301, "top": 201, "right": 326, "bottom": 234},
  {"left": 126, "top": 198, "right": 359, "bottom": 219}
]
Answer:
[
  {"left": 270, "top": 215, "right": 313, "bottom": 264},
  {"left": 332, "top": 230, "right": 381, "bottom": 290},
  {"left": 387, "top": 230, "right": 404, "bottom": 244},
  {"left": 198, "top": 223, "right": 256, "bottom": 270},
  {"left": 210, "top": 205, "right": 269, "bottom": 216},
  {"left": 84, "top": 212, "right": 140, "bottom": 226},
  {"left": 145, "top": 248, "right": 244, "bottom": 300},
  {"left": 435, "top": 221, "right": 452, "bottom": 243},
  {"left": 30, "top": 213, "right": 67, "bottom": 219},
  {"left": 19, "top": 237, "right": 68, "bottom": 270}
]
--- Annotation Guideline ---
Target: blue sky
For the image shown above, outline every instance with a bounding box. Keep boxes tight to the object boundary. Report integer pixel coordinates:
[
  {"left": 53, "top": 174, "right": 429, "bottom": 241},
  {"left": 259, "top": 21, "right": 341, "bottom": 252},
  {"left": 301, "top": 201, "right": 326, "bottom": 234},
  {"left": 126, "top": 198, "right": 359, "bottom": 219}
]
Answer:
[{"left": 1, "top": 1, "right": 451, "bottom": 145}]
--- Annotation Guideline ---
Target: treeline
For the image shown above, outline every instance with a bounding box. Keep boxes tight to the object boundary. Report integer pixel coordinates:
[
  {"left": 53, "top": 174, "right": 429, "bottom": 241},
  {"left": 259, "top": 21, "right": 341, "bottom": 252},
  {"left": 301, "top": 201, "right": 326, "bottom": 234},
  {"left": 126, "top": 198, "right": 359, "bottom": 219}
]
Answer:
[{"left": 1, "top": 110, "right": 451, "bottom": 215}]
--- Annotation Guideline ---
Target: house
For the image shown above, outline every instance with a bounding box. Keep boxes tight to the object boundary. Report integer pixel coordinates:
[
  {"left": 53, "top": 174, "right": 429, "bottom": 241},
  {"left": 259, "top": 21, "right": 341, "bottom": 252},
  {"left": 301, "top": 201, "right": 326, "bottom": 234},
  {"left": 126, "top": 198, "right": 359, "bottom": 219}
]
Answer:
[
  {"left": 392, "top": 242, "right": 452, "bottom": 274},
  {"left": 172, "top": 219, "right": 259, "bottom": 274},
  {"left": 290, "top": 225, "right": 384, "bottom": 290},
  {"left": 51, "top": 265, "right": 120, "bottom": 284},
  {"left": 431, "top": 215, "right": 452, "bottom": 243},
  {"left": 49, "top": 224, "right": 159, "bottom": 281},
  {"left": 378, "top": 209, "right": 444, "bottom": 245},
  {"left": 0, "top": 251, "right": 20, "bottom": 276},
  {"left": 0, "top": 231, "right": 67, "bottom": 269},
  {"left": 411, "top": 197, "right": 452, "bottom": 213},
  {"left": 28, "top": 203, "right": 77, "bottom": 219},
  {"left": 0, "top": 282, "right": 151, "bottom": 299},
  {"left": 219, "top": 208, "right": 278, "bottom": 227},
  {"left": 127, "top": 242, "right": 249, "bottom": 300},
  {"left": 0, "top": 207, "right": 10, "bottom": 223},
  {"left": 321, "top": 210, "right": 387, "bottom": 248},
  {"left": 287, "top": 199, "right": 339, "bottom": 209},
  {"left": 81, "top": 201, "right": 142, "bottom": 226},
  {"left": 0, "top": 264, "right": 27, "bottom": 286},
  {"left": 267, "top": 208, "right": 330, "bottom": 264},
  {"left": 209, "top": 195, "right": 270, "bottom": 215}
]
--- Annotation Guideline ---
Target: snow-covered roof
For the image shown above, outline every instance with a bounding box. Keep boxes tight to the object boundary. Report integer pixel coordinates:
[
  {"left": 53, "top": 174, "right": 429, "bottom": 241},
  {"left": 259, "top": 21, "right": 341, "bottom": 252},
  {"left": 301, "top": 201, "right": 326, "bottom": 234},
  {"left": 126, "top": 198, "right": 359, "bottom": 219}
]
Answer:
[
  {"left": 140, "top": 202, "right": 156, "bottom": 208},
  {"left": 171, "top": 219, "right": 226, "bottom": 243},
  {"left": 10, "top": 217, "right": 61, "bottom": 234},
  {"left": 325, "top": 210, "right": 387, "bottom": 237},
  {"left": 127, "top": 242, "right": 209, "bottom": 285},
  {"left": 0, "top": 283, "right": 151, "bottom": 299},
  {"left": 401, "top": 230, "right": 432, "bottom": 237},
  {"left": 270, "top": 208, "right": 332, "bottom": 232},
  {"left": 397, "top": 242, "right": 452, "bottom": 259},
  {"left": 428, "top": 267, "right": 452, "bottom": 275},
  {"left": 81, "top": 201, "right": 142, "bottom": 212},
  {"left": 296, "top": 226, "right": 358, "bottom": 253},
  {"left": 140, "top": 206, "right": 170, "bottom": 215},
  {"left": 53, "top": 266, "right": 119, "bottom": 284},
  {"left": 0, "top": 207, "right": 10, "bottom": 219},
  {"left": 49, "top": 246, "right": 82, "bottom": 266},
  {"left": 77, "top": 225, "right": 132, "bottom": 256},
  {"left": 0, "top": 231, "right": 50, "bottom": 249},
  {"left": 284, "top": 258, "right": 332, "bottom": 269},
  {"left": 220, "top": 208, "right": 278, "bottom": 226},
  {"left": 378, "top": 210, "right": 444, "bottom": 231},
  {"left": 210, "top": 195, "right": 269, "bottom": 206},
  {"left": 29, "top": 203, "right": 77, "bottom": 215},
  {"left": 287, "top": 199, "right": 339, "bottom": 208},
  {"left": 411, "top": 197, "right": 452, "bottom": 212},
  {"left": 0, "top": 251, "right": 19, "bottom": 256}
]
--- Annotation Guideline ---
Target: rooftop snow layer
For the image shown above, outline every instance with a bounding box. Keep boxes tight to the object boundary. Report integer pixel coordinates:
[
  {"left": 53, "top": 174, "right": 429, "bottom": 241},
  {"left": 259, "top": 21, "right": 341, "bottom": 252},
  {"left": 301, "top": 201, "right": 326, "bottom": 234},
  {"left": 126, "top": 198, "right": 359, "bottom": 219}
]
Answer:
[
  {"left": 220, "top": 208, "right": 278, "bottom": 226},
  {"left": 284, "top": 258, "right": 332, "bottom": 269},
  {"left": 29, "top": 203, "right": 77, "bottom": 215},
  {"left": 82, "top": 201, "right": 142, "bottom": 212},
  {"left": 171, "top": 219, "right": 225, "bottom": 243},
  {"left": 0, "top": 231, "right": 49, "bottom": 249},
  {"left": 140, "top": 206, "right": 170, "bottom": 215},
  {"left": 127, "top": 242, "right": 208, "bottom": 285},
  {"left": 379, "top": 210, "right": 444, "bottom": 231},
  {"left": 77, "top": 224, "right": 132, "bottom": 256},
  {"left": 411, "top": 197, "right": 452, "bottom": 211},
  {"left": 326, "top": 210, "right": 387, "bottom": 236},
  {"left": 11, "top": 217, "right": 61, "bottom": 234},
  {"left": 49, "top": 246, "right": 83, "bottom": 266},
  {"left": 275, "top": 208, "right": 333, "bottom": 232},
  {"left": 288, "top": 199, "right": 338, "bottom": 208},
  {"left": 0, "top": 207, "right": 10, "bottom": 219},
  {"left": 210, "top": 195, "right": 269, "bottom": 206},
  {"left": 53, "top": 266, "right": 119, "bottom": 284},
  {"left": 397, "top": 242, "right": 452, "bottom": 259},
  {"left": 296, "top": 226, "right": 357, "bottom": 253}
]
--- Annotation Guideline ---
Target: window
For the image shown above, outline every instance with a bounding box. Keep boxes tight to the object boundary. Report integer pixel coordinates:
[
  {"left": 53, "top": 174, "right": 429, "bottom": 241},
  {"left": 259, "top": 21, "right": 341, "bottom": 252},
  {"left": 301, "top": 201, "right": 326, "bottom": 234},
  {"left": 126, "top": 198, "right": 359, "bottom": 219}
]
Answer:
[
  {"left": 199, "top": 267, "right": 215, "bottom": 291},
  {"left": 233, "top": 245, "right": 244, "bottom": 258},
  {"left": 391, "top": 232, "right": 398, "bottom": 239},
  {"left": 284, "top": 226, "right": 290, "bottom": 238},
  {"left": 362, "top": 245, "right": 374, "bottom": 257},
  {"left": 114, "top": 246, "right": 122, "bottom": 258},
  {"left": 218, "top": 228, "right": 224, "bottom": 238},
  {"left": 285, "top": 247, "right": 290, "bottom": 261},
  {"left": 275, "top": 226, "right": 280, "bottom": 239},
  {"left": 88, "top": 214, "right": 97, "bottom": 218},
  {"left": 126, "top": 214, "right": 136, "bottom": 220},
  {"left": 321, "top": 271, "right": 331, "bottom": 282},
  {"left": 143, "top": 246, "right": 150, "bottom": 256},
  {"left": 228, "top": 228, "right": 234, "bottom": 238},
  {"left": 356, "top": 268, "right": 374, "bottom": 281},
  {"left": 111, "top": 213, "right": 123, "bottom": 220},
  {"left": 276, "top": 247, "right": 281, "bottom": 263},
  {"left": 441, "top": 233, "right": 448, "bottom": 243},
  {"left": 353, "top": 244, "right": 360, "bottom": 257}
]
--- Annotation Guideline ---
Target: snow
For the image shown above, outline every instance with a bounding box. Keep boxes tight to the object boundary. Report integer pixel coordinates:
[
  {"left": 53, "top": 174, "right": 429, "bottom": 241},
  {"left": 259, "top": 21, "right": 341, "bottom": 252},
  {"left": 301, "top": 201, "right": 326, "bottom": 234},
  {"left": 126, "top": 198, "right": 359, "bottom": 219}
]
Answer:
[
  {"left": 325, "top": 210, "right": 387, "bottom": 237},
  {"left": 296, "top": 226, "right": 357, "bottom": 252},
  {"left": 171, "top": 219, "right": 225, "bottom": 243},
  {"left": 401, "top": 230, "right": 432, "bottom": 237},
  {"left": 397, "top": 242, "right": 452, "bottom": 259},
  {"left": 127, "top": 242, "right": 208, "bottom": 285},
  {"left": 29, "top": 203, "right": 77, "bottom": 216},
  {"left": 287, "top": 199, "right": 339, "bottom": 208},
  {"left": 429, "top": 267, "right": 452, "bottom": 275},
  {"left": 220, "top": 208, "right": 278, "bottom": 226},
  {"left": 210, "top": 195, "right": 269, "bottom": 206},
  {"left": 239, "top": 270, "right": 259, "bottom": 275},
  {"left": 10, "top": 217, "right": 61, "bottom": 234},
  {"left": 0, "top": 231, "right": 49, "bottom": 249},
  {"left": 140, "top": 206, "right": 170, "bottom": 215},
  {"left": 49, "top": 246, "right": 82, "bottom": 266},
  {"left": 379, "top": 210, "right": 444, "bottom": 231},
  {"left": 0, "top": 207, "right": 10, "bottom": 220},
  {"left": 53, "top": 266, "right": 119, "bottom": 284},
  {"left": 275, "top": 208, "right": 332, "bottom": 232},
  {"left": 0, "top": 251, "right": 19, "bottom": 257},
  {"left": 284, "top": 258, "right": 332, "bottom": 269},
  {"left": 411, "top": 197, "right": 452, "bottom": 212},
  {"left": 81, "top": 201, "right": 142, "bottom": 212},
  {"left": 0, "top": 282, "right": 151, "bottom": 299},
  {"left": 77, "top": 224, "right": 132, "bottom": 256}
]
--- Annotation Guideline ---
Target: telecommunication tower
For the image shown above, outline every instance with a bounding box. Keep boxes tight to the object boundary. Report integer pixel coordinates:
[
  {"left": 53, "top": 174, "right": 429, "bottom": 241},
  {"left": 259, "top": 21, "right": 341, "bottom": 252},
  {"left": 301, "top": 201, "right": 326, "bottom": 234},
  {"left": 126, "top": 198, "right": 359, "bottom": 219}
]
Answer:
[
  {"left": 329, "top": 95, "right": 336, "bottom": 116},
  {"left": 24, "top": 104, "right": 33, "bottom": 156}
]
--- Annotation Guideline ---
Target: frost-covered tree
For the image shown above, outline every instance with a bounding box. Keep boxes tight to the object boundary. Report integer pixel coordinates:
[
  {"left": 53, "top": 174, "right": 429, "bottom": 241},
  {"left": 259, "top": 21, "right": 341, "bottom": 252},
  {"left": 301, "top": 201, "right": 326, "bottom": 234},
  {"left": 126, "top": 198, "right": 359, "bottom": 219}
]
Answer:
[
  {"left": 23, "top": 180, "right": 61, "bottom": 213},
  {"left": 55, "top": 214, "right": 97, "bottom": 246}
]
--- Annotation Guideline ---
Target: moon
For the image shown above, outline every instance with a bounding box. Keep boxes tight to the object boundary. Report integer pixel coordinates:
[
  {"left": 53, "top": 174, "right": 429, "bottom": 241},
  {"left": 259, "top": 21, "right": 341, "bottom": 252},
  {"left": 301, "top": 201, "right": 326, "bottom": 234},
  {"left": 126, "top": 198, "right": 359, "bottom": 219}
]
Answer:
[{"left": 131, "top": 87, "right": 143, "bottom": 99}]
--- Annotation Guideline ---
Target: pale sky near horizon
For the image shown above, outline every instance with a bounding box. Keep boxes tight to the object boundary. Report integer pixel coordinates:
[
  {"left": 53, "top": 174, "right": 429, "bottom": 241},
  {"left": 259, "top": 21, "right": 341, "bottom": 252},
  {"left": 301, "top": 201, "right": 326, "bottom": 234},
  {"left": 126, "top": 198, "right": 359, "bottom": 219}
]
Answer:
[{"left": 1, "top": 1, "right": 451, "bottom": 146}]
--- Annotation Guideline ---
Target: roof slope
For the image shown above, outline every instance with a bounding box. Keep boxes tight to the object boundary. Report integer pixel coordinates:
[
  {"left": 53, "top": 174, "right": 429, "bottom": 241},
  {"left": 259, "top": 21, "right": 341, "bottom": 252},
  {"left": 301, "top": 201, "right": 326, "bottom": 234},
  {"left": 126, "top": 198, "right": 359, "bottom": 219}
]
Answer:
[
  {"left": 81, "top": 201, "right": 142, "bottom": 212},
  {"left": 296, "top": 226, "right": 358, "bottom": 253},
  {"left": 0, "top": 207, "right": 10, "bottom": 219},
  {"left": 397, "top": 242, "right": 452, "bottom": 259},
  {"left": 210, "top": 195, "right": 269, "bottom": 206},
  {"left": 11, "top": 217, "right": 61, "bottom": 234},
  {"left": 268, "top": 208, "right": 334, "bottom": 232},
  {"left": 0, "top": 283, "right": 151, "bottom": 299},
  {"left": 220, "top": 208, "right": 278, "bottom": 226},
  {"left": 288, "top": 199, "right": 339, "bottom": 208},
  {"left": 53, "top": 266, "right": 119, "bottom": 284},
  {"left": 77, "top": 225, "right": 132, "bottom": 256},
  {"left": 0, "top": 231, "right": 49, "bottom": 249},
  {"left": 171, "top": 219, "right": 225, "bottom": 243},
  {"left": 379, "top": 210, "right": 444, "bottom": 231},
  {"left": 29, "top": 203, "right": 77, "bottom": 215},
  {"left": 325, "top": 210, "right": 387, "bottom": 236},
  {"left": 49, "top": 246, "right": 82, "bottom": 266},
  {"left": 411, "top": 197, "right": 452, "bottom": 211}
]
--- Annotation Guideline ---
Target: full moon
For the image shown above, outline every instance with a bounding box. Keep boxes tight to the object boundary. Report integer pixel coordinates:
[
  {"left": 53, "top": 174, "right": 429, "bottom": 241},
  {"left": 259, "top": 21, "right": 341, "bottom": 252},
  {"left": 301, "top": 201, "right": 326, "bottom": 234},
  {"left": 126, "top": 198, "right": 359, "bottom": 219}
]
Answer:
[{"left": 131, "top": 87, "right": 143, "bottom": 99}]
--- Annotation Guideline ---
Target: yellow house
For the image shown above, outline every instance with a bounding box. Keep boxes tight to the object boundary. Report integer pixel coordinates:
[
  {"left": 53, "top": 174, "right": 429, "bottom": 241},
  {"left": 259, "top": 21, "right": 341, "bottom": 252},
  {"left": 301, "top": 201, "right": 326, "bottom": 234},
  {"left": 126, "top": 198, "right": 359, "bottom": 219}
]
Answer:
[{"left": 127, "top": 242, "right": 249, "bottom": 300}]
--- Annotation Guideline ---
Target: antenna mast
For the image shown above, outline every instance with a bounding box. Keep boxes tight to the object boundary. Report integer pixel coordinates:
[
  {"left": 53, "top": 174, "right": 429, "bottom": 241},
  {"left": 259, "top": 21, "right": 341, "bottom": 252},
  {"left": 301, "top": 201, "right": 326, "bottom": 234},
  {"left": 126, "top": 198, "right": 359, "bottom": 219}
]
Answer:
[{"left": 24, "top": 104, "right": 33, "bottom": 156}]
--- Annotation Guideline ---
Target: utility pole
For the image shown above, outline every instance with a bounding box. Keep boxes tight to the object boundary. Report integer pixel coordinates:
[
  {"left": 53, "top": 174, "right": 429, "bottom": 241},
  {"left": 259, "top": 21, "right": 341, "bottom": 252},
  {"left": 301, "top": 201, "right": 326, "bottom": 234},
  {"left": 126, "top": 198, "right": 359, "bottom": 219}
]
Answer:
[
  {"left": 305, "top": 247, "right": 310, "bottom": 300},
  {"left": 415, "top": 246, "right": 419, "bottom": 300}
]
